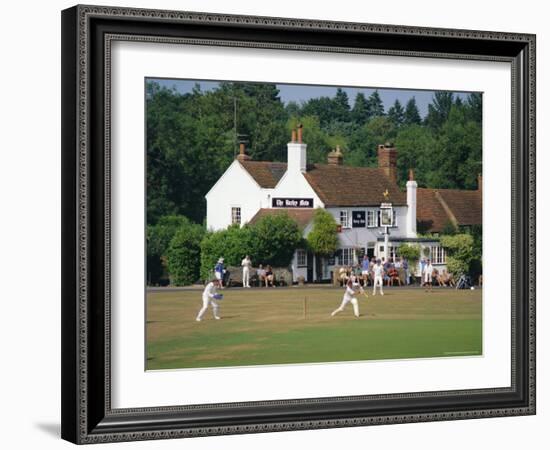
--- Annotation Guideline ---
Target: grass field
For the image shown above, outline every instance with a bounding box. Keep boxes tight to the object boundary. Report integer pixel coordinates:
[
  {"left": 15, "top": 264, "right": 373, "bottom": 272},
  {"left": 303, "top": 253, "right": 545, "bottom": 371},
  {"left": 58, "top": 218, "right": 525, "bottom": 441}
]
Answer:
[{"left": 146, "top": 286, "right": 482, "bottom": 370}]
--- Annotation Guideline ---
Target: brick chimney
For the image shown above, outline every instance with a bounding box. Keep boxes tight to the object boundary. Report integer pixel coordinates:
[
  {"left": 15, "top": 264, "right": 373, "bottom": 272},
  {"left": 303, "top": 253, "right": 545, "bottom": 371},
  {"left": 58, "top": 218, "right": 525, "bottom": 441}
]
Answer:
[
  {"left": 236, "top": 142, "right": 251, "bottom": 161},
  {"left": 378, "top": 142, "right": 398, "bottom": 183},
  {"left": 327, "top": 145, "right": 343, "bottom": 166},
  {"left": 287, "top": 124, "right": 307, "bottom": 173}
]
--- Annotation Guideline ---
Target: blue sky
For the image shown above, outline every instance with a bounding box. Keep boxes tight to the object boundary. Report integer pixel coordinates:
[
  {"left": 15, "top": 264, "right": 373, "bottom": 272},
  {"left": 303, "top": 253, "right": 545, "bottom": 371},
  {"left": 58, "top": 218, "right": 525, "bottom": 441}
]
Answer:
[{"left": 149, "top": 78, "right": 473, "bottom": 118}]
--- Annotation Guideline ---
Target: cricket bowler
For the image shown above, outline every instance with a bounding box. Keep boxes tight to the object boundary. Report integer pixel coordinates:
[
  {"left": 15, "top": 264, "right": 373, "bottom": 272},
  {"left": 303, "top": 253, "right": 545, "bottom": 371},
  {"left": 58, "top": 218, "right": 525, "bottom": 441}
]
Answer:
[{"left": 331, "top": 280, "right": 364, "bottom": 318}]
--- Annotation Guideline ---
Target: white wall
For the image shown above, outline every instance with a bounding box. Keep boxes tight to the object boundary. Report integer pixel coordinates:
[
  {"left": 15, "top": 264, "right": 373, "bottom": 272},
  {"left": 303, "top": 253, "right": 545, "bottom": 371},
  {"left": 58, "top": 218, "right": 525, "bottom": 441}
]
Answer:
[
  {"left": 271, "top": 167, "right": 324, "bottom": 207},
  {"left": 206, "top": 160, "right": 268, "bottom": 230},
  {"left": 1, "top": 1, "right": 546, "bottom": 450},
  {"left": 327, "top": 206, "right": 408, "bottom": 251}
]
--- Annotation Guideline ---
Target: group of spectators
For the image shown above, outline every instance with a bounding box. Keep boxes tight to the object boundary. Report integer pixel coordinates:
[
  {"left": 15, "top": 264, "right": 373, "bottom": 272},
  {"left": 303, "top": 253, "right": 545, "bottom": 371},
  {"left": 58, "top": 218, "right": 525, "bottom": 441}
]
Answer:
[
  {"left": 213, "top": 256, "right": 276, "bottom": 288},
  {"left": 339, "top": 256, "right": 412, "bottom": 287}
]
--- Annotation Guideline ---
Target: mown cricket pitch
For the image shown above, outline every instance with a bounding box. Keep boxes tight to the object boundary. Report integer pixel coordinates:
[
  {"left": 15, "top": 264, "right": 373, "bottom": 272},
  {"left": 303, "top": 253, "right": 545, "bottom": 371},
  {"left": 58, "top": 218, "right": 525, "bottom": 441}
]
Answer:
[{"left": 146, "top": 286, "right": 482, "bottom": 370}]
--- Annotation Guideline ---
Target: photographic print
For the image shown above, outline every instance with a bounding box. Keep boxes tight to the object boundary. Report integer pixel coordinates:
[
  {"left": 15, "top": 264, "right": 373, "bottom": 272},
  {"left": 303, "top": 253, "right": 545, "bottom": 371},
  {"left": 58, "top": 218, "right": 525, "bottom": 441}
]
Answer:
[{"left": 145, "top": 79, "right": 483, "bottom": 370}]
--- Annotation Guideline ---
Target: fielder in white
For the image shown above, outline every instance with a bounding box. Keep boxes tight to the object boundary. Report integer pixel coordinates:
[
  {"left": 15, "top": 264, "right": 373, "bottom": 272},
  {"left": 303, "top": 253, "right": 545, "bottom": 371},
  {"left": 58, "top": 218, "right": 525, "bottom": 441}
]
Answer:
[
  {"left": 331, "top": 280, "right": 364, "bottom": 318},
  {"left": 241, "top": 255, "right": 252, "bottom": 288},
  {"left": 372, "top": 259, "right": 385, "bottom": 296},
  {"left": 196, "top": 279, "right": 222, "bottom": 322},
  {"left": 423, "top": 259, "right": 434, "bottom": 292}
]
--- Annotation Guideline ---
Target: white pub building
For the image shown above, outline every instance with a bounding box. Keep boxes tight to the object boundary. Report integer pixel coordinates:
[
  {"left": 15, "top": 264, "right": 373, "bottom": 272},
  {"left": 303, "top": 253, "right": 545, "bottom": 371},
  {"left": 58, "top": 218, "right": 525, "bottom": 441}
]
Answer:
[{"left": 206, "top": 125, "right": 482, "bottom": 282}]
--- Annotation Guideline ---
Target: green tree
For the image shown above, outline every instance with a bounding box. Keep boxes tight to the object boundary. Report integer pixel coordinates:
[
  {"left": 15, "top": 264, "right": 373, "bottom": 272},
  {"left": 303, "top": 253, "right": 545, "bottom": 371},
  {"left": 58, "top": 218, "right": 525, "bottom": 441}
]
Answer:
[
  {"left": 332, "top": 88, "right": 351, "bottom": 122},
  {"left": 147, "top": 215, "right": 196, "bottom": 285},
  {"left": 166, "top": 221, "right": 205, "bottom": 285},
  {"left": 248, "top": 213, "right": 303, "bottom": 267},
  {"left": 366, "top": 90, "right": 385, "bottom": 117},
  {"left": 429, "top": 105, "right": 482, "bottom": 189},
  {"left": 425, "top": 92, "right": 454, "bottom": 130},
  {"left": 387, "top": 99, "right": 405, "bottom": 126},
  {"left": 403, "top": 97, "right": 422, "bottom": 125},
  {"left": 301, "top": 96, "right": 336, "bottom": 128},
  {"left": 346, "top": 116, "right": 396, "bottom": 168},
  {"left": 351, "top": 92, "right": 370, "bottom": 125},
  {"left": 306, "top": 208, "right": 339, "bottom": 256},
  {"left": 440, "top": 234, "right": 475, "bottom": 276},
  {"left": 394, "top": 124, "right": 437, "bottom": 187},
  {"left": 466, "top": 92, "right": 482, "bottom": 124}
]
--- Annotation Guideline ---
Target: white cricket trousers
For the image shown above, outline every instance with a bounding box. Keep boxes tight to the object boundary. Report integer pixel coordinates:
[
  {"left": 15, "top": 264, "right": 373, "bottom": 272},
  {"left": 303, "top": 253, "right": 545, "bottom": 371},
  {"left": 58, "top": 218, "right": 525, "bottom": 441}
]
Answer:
[
  {"left": 196, "top": 296, "right": 219, "bottom": 320},
  {"left": 372, "top": 275, "right": 384, "bottom": 295},
  {"left": 242, "top": 267, "right": 250, "bottom": 287},
  {"left": 332, "top": 296, "right": 359, "bottom": 317}
]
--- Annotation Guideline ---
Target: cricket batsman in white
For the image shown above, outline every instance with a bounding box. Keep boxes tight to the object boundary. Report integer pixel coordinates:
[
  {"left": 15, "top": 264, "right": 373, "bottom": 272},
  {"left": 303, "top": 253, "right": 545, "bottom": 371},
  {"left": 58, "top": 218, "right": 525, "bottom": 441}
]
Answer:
[
  {"left": 372, "top": 259, "right": 385, "bottom": 296},
  {"left": 196, "top": 279, "right": 223, "bottom": 322},
  {"left": 331, "top": 279, "right": 364, "bottom": 318}
]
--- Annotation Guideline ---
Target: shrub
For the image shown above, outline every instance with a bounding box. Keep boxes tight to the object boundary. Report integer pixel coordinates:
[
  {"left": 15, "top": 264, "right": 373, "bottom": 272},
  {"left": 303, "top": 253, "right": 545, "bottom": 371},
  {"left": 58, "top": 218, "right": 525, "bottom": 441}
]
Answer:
[
  {"left": 147, "top": 215, "right": 196, "bottom": 285},
  {"left": 306, "top": 208, "right": 339, "bottom": 256},
  {"left": 165, "top": 220, "right": 205, "bottom": 286},
  {"left": 440, "top": 233, "right": 475, "bottom": 277},
  {"left": 248, "top": 213, "right": 303, "bottom": 267},
  {"left": 397, "top": 243, "right": 420, "bottom": 263}
]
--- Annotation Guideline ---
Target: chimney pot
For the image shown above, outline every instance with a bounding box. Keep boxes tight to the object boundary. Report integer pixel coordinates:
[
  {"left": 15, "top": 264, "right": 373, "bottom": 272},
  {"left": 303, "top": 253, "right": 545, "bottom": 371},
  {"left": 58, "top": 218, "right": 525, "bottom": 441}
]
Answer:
[
  {"left": 291, "top": 129, "right": 297, "bottom": 142},
  {"left": 236, "top": 142, "right": 251, "bottom": 161},
  {"left": 327, "top": 145, "right": 344, "bottom": 166},
  {"left": 297, "top": 123, "right": 303, "bottom": 143},
  {"left": 409, "top": 168, "right": 415, "bottom": 181}
]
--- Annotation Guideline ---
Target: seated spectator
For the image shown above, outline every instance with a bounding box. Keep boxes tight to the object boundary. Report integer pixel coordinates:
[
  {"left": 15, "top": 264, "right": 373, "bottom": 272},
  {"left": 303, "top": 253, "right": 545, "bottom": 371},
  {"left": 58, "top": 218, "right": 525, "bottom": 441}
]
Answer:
[
  {"left": 388, "top": 266, "right": 402, "bottom": 286},
  {"left": 383, "top": 259, "right": 391, "bottom": 285},
  {"left": 256, "top": 264, "right": 266, "bottom": 287},
  {"left": 338, "top": 267, "right": 350, "bottom": 286},
  {"left": 265, "top": 265, "right": 275, "bottom": 287},
  {"left": 440, "top": 270, "right": 456, "bottom": 287}
]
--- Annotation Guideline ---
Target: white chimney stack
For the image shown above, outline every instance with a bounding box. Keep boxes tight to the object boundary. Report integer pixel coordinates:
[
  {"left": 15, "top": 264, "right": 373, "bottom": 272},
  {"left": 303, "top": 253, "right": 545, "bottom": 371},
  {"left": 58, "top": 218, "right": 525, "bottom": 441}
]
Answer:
[
  {"left": 406, "top": 169, "right": 417, "bottom": 237},
  {"left": 287, "top": 124, "right": 307, "bottom": 173}
]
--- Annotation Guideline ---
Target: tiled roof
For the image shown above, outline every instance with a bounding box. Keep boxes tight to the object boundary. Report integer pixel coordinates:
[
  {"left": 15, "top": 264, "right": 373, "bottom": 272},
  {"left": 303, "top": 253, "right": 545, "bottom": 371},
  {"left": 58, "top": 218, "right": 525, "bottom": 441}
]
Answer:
[
  {"left": 417, "top": 187, "right": 482, "bottom": 232},
  {"left": 239, "top": 160, "right": 406, "bottom": 206},
  {"left": 305, "top": 164, "right": 407, "bottom": 207},
  {"left": 438, "top": 190, "right": 482, "bottom": 225},
  {"left": 248, "top": 208, "right": 315, "bottom": 229},
  {"left": 238, "top": 161, "right": 287, "bottom": 188}
]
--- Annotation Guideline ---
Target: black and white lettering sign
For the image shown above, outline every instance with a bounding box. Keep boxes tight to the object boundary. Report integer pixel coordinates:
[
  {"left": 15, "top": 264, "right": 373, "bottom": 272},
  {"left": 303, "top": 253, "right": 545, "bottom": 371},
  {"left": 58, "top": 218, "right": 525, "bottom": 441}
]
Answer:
[
  {"left": 272, "top": 198, "right": 314, "bottom": 208},
  {"left": 352, "top": 211, "right": 366, "bottom": 228}
]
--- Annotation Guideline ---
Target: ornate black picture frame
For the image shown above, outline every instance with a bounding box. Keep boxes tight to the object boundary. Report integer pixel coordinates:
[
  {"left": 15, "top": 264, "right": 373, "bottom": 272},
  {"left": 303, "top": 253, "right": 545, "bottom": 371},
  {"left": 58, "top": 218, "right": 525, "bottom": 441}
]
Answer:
[{"left": 61, "top": 4, "right": 536, "bottom": 444}]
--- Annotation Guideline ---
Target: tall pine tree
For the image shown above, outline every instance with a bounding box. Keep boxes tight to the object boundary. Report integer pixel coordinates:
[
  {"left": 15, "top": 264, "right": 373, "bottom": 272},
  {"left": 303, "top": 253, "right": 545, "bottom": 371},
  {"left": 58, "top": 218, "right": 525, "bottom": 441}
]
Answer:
[
  {"left": 425, "top": 92, "right": 454, "bottom": 129},
  {"left": 387, "top": 99, "right": 405, "bottom": 126},
  {"left": 332, "top": 88, "right": 351, "bottom": 122},
  {"left": 351, "top": 92, "right": 369, "bottom": 125},
  {"left": 366, "top": 90, "right": 385, "bottom": 117},
  {"left": 404, "top": 97, "right": 422, "bottom": 125}
]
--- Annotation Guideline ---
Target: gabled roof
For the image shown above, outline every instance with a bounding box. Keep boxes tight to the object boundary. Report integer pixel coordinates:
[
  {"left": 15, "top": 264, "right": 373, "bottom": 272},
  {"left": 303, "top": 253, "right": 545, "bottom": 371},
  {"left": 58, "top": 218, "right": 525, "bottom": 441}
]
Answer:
[
  {"left": 417, "top": 187, "right": 482, "bottom": 232},
  {"left": 248, "top": 208, "right": 315, "bottom": 229},
  {"left": 238, "top": 161, "right": 287, "bottom": 188},
  {"left": 238, "top": 160, "right": 406, "bottom": 207}
]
